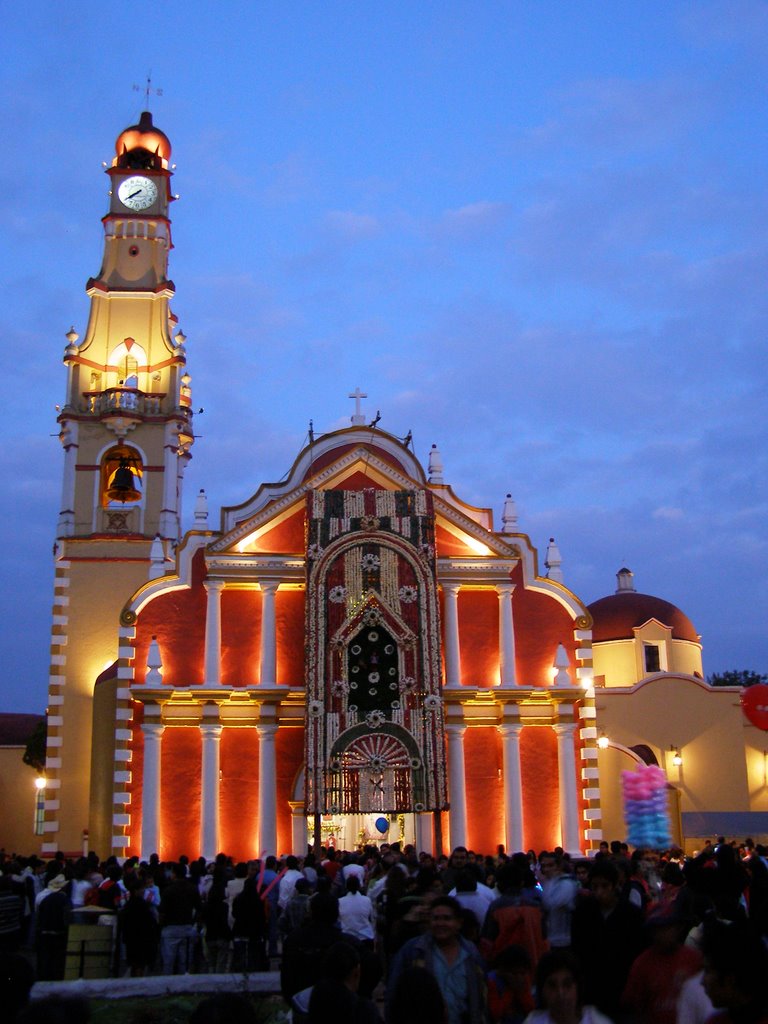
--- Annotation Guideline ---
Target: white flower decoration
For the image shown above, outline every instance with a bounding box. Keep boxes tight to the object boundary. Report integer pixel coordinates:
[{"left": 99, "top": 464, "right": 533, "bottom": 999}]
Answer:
[
  {"left": 328, "top": 585, "right": 347, "bottom": 603},
  {"left": 414, "top": 802, "right": 425, "bottom": 812},
  {"left": 361, "top": 553, "right": 380, "bottom": 571},
  {"left": 423, "top": 694, "right": 441, "bottom": 712},
  {"left": 410, "top": 757, "right": 422, "bottom": 769},
  {"left": 365, "top": 710, "right": 386, "bottom": 729},
  {"left": 331, "top": 679, "right": 349, "bottom": 698},
  {"left": 308, "top": 700, "right": 324, "bottom": 717},
  {"left": 399, "top": 676, "right": 417, "bottom": 693},
  {"left": 398, "top": 585, "right": 418, "bottom": 603},
  {"left": 307, "top": 543, "right": 323, "bottom": 560}
]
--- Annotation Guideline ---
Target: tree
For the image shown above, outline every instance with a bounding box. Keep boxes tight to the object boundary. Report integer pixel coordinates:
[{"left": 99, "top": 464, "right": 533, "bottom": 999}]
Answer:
[
  {"left": 23, "top": 719, "right": 47, "bottom": 773},
  {"left": 707, "top": 669, "right": 768, "bottom": 688}
]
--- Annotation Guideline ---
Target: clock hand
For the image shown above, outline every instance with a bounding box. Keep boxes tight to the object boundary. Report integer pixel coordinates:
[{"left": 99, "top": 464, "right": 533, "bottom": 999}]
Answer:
[{"left": 127, "top": 189, "right": 143, "bottom": 199}]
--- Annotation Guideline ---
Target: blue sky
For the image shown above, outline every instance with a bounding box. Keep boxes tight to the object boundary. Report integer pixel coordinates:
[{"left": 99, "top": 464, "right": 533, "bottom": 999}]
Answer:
[{"left": 2, "top": 1, "right": 767, "bottom": 711}]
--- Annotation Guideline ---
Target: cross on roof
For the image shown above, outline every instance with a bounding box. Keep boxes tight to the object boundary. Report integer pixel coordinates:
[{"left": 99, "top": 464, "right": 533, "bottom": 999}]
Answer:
[{"left": 349, "top": 387, "right": 367, "bottom": 425}]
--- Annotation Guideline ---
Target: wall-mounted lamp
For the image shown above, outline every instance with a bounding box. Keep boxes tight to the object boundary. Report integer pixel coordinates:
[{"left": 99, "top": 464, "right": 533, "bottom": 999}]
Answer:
[
  {"left": 671, "top": 746, "right": 683, "bottom": 767},
  {"left": 597, "top": 731, "right": 609, "bottom": 750},
  {"left": 34, "top": 776, "right": 47, "bottom": 791}
]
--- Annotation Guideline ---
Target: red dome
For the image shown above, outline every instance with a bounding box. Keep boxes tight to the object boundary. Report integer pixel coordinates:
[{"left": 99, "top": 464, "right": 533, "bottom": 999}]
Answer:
[
  {"left": 587, "top": 592, "right": 699, "bottom": 643},
  {"left": 114, "top": 111, "right": 171, "bottom": 168}
]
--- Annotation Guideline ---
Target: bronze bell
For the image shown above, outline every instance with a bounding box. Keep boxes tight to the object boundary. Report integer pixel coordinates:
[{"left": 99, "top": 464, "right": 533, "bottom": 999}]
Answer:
[{"left": 106, "top": 457, "right": 141, "bottom": 503}]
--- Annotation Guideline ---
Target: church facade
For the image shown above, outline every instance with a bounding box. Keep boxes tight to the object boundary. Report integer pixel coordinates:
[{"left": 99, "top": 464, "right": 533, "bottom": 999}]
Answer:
[
  {"left": 36, "top": 112, "right": 766, "bottom": 862},
  {"left": 41, "top": 112, "right": 601, "bottom": 861}
]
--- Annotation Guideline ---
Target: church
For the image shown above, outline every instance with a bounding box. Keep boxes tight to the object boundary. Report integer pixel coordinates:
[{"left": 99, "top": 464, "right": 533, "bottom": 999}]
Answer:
[{"left": 33, "top": 111, "right": 767, "bottom": 863}]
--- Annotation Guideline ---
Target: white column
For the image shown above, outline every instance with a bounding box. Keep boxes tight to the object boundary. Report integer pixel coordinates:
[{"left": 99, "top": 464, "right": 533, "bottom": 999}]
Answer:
[
  {"left": 159, "top": 423, "right": 180, "bottom": 537},
  {"left": 499, "top": 722, "right": 524, "bottom": 853},
  {"left": 259, "top": 581, "right": 279, "bottom": 686},
  {"left": 57, "top": 423, "right": 78, "bottom": 537},
  {"left": 257, "top": 723, "right": 278, "bottom": 854},
  {"left": 553, "top": 721, "right": 582, "bottom": 854},
  {"left": 290, "top": 802, "right": 307, "bottom": 856},
  {"left": 497, "top": 583, "right": 517, "bottom": 687},
  {"left": 200, "top": 720, "right": 222, "bottom": 860},
  {"left": 141, "top": 722, "right": 164, "bottom": 860},
  {"left": 203, "top": 580, "right": 225, "bottom": 687},
  {"left": 446, "top": 723, "right": 467, "bottom": 848},
  {"left": 442, "top": 583, "right": 462, "bottom": 688},
  {"left": 415, "top": 812, "right": 433, "bottom": 856}
]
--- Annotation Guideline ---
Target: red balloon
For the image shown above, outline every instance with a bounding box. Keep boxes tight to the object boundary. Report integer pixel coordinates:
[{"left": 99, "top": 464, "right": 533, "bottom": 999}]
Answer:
[{"left": 741, "top": 684, "right": 768, "bottom": 731}]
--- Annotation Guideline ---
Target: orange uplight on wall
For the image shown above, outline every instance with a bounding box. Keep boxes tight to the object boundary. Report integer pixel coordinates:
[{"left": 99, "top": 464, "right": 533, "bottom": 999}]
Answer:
[{"left": 671, "top": 746, "right": 683, "bottom": 767}]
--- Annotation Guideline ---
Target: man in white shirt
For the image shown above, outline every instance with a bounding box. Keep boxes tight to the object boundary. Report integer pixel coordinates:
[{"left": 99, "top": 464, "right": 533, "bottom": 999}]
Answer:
[
  {"left": 540, "top": 852, "right": 578, "bottom": 949},
  {"left": 338, "top": 876, "right": 375, "bottom": 945},
  {"left": 278, "top": 856, "right": 305, "bottom": 911}
]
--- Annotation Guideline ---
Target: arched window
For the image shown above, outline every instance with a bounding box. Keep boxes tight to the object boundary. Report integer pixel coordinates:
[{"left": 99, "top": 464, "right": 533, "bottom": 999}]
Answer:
[
  {"left": 101, "top": 445, "right": 143, "bottom": 506},
  {"left": 109, "top": 339, "right": 146, "bottom": 386}
]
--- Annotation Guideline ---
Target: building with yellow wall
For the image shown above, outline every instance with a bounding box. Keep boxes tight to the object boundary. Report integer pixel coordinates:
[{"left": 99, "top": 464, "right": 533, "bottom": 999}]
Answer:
[{"left": 588, "top": 568, "right": 768, "bottom": 850}]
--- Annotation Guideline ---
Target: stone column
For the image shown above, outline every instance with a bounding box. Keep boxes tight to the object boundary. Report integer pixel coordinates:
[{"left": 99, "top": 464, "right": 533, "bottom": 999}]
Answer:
[
  {"left": 200, "top": 716, "right": 222, "bottom": 860},
  {"left": 497, "top": 583, "right": 517, "bottom": 687},
  {"left": 203, "top": 580, "right": 225, "bottom": 687},
  {"left": 498, "top": 722, "right": 524, "bottom": 853},
  {"left": 289, "top": 801, "right": 307, "bottom": 856},
  {"left": 442, "top": 583, "right": 462, "bottom": 688},
  {"left": 446, "top": 723, "right": 467, "bottom": 848},
  {"left": 257, "top": 723, "right": 278, "bottom": 854},
  {"left": 553, "top": 721, "right": 582, "bottom": 854},
  {"left": 259, "top": 581, "right": 280, "bottom": 686},
  {"left": 141, "top": 722, "right": 164, "bottom": 860}
]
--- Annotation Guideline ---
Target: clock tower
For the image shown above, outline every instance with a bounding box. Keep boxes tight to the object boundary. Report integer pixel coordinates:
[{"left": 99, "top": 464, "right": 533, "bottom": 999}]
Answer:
[{"left": 44, "top": 112, "right": 195, "bottom": 855}]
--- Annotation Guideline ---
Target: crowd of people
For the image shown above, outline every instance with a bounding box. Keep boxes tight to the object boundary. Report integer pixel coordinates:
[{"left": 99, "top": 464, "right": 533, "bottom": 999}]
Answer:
[{"left": 2, "top": 835, "right": 768, "bottom": 1023}]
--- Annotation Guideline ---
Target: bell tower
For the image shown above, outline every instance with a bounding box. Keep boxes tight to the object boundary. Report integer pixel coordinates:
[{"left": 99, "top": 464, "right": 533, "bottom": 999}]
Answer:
[
  {"left": 43, "top": 112, "right": 195, "bottom": 855},
  {"left": 57, "top": 110, "right": 193, "bottom": 541}
]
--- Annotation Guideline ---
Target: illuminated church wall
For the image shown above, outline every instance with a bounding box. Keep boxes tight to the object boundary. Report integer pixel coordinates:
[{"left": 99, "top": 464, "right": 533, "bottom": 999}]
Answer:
[{"left": 117, "top": 468, "right": 596, "bottom": 860}]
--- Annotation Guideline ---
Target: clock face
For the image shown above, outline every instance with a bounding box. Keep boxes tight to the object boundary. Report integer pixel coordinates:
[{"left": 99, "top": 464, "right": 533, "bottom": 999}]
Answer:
[{"left": 117, "top": 175, "right": 159, "bottom": 211}]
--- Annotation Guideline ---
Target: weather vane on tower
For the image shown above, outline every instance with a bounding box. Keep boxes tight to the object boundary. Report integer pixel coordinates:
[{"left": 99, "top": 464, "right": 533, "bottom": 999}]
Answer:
[{"left": 133, "top": 73, "right": 163, "bottom": 108}]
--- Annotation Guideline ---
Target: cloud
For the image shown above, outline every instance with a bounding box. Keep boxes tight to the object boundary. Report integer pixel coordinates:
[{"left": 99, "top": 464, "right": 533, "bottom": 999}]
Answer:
[
  {"left": 522, "top": 76, "right": 709, "bottom": 155},
  {"left": 679, "top": 0, "right": 768, "bottom": 49},
  {"left": 653, "top": 506, "right": 685, "bottom": 521},
  {"left": 261, "top": 153, "right": 318, "bottom": 205},
  {"left": 323, "top": 210, "right": 380, "bottom": 239},
  {"left": 439, "top": 200, "right": 508, "bottom": 236}
]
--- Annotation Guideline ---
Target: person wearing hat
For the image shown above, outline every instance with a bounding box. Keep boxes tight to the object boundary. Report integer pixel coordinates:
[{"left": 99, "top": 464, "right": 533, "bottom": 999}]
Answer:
[
  {"left": 621, "top": 901, "right": 701, "bottom": 1024},
  {"left": 35, "top": 874, "right": 72, "bottom": 981}
]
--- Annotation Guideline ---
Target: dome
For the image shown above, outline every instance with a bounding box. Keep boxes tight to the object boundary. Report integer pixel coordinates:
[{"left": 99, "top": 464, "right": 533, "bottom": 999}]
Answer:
[
  {"left": 113, "top": 111, "right": 171, "bottom": 169},
  {"left": 587, "top": 591, "right": 699, "bottom": 644}
]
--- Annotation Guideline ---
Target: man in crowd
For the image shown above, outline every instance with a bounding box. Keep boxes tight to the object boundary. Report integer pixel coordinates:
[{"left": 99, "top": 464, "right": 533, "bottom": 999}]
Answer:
[
  {"left": 539, "top": 851, "right": 578, "bottom": 950},
  {"left": 387, "top": 895, "right": 488, "bottom": 1024},
  {"left": 159, "top": 861, "right": 201, "bottom": 974},
  {"left": 571, "top": 858, "right": 646, "bottom": 1021}
]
